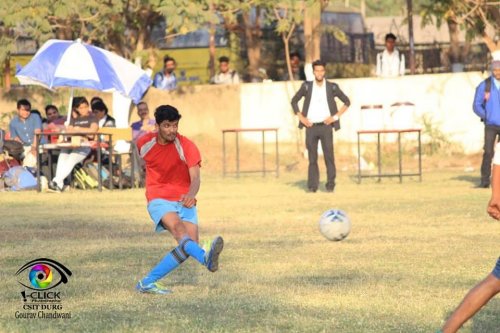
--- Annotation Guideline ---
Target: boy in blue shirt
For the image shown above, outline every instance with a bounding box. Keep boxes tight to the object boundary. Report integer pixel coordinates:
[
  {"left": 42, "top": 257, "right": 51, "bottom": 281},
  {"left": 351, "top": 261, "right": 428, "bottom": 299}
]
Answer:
[
  {"left": 473, "top": 60, "right": 500, "bottom": 188},
  {"left": 8, "top": 99, "right": 42, "bottom": 163}
]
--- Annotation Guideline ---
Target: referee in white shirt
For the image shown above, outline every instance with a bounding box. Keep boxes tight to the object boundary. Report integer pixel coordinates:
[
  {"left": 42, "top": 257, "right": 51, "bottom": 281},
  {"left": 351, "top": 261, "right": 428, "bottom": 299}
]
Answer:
[{"left": 291, "top": 60, "right": 351, "bottom": 193}]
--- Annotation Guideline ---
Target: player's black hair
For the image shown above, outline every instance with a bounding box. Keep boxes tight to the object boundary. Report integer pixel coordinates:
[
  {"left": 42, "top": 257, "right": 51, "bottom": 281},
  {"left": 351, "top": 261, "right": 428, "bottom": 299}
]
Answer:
[
  {"left": 219, "top": 56, "right": 230, "bottom": 63},
  {"left": 289, "top": 52, "right": 301, "bottom": 60},
  {"left": 312, "top": 59, "right": 326, "bottom": 69},
  {"left": 155, "top": 105, "right": 182, "bottom": 124},
  {"left": 385, "top": 33, "right": 397, "bottom": 41}
]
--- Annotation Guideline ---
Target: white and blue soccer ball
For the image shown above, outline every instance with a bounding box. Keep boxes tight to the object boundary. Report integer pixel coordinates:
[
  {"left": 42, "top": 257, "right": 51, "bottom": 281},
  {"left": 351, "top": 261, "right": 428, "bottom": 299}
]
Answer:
[{"left": 319, "top": 209, "right": 351, "bottom": 241}]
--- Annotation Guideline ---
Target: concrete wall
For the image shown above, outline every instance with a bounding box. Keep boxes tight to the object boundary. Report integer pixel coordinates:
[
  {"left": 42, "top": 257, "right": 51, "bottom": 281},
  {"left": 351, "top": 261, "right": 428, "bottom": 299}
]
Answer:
[
  {"left": 0, "top": 85, "right": 241, "bottom": 140},
  {"left": 240, "top": 72, "right": 488, "bottom": 153},
  {"left": 0, "top": 72, "right": 488, "bottom": 153},
  {"left": 137, "top": 85, "right": 241, "bottom": 138}
]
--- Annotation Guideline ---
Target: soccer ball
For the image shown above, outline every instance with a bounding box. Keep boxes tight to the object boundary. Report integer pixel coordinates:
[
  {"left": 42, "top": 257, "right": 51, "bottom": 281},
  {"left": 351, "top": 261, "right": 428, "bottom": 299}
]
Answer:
[{"left": 319, "top": 209, "right": 351, "bottom": 241}]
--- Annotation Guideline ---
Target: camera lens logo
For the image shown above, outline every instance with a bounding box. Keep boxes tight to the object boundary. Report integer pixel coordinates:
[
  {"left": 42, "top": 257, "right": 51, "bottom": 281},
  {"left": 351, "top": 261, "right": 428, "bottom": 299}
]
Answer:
[
  {"left": 16, "top": 258, "right": 72, "bottom": 291},
  {"left": 29, "top": 264, "right": 53, "bottom": 289}
]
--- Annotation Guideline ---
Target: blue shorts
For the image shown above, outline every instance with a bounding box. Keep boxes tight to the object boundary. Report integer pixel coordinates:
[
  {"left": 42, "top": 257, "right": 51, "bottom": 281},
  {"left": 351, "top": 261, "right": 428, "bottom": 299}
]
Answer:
[
  {"left": 147, "top": 199, "right": 198, "bottom": 233},
  {"left": 493, "top": 257, "right": 500, "bottom": 279}
]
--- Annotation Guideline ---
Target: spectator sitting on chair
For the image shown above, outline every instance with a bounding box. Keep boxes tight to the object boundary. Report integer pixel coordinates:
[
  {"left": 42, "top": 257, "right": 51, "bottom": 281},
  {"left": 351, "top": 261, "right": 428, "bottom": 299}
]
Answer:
[
  {"left": 92, "top": 101, "right": 116, "bottom": 128},
  {"left": 211, "top": 56, "right": 240, "bottom": 84},
  {"left": 45, "top": 105, "right": 66, "bottom": 126},
  {"left": 131, "top": 101, "right": 155, "bottom": 140},
  {"left": 31, "top": 110, "right": 47, "bottom": 125},
  {"left": 376, "top": 33, "right": 405, "bottom": 78},
  {"left": 48, "top": 97, "right": 98, "bottom": 192},
  {"left": 9, "top": 99, "right": 42, "bottom": 166}
]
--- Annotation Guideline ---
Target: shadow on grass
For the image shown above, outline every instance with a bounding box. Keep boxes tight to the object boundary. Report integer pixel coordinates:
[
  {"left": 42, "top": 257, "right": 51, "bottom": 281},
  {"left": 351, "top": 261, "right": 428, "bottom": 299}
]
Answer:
[
  {"left": 0, "top": 219, "right": 149, "bottom": 243},
  {"left": 440, "top": 297, "right": 500, "bottom": 333},
  {"left": 276, "top": 267, "right": 408, "bottom": 290},
  {"left": 471, "top": 298, "right": 500, "bottom": 333},
  {"left": 287, "top": 179, "right": 339, "bottom": 192},
  {"left": 2, "top": 292, "right": 434, "bottom": 333},
  {"left": 287, "top": 179, "right": 308, "bottom": 191},
  {"left": 281, "top": 272, "right": 369, "bottom": 288},
  {"left": 451, "top": 174, "right": 480, "bottom": 186}
]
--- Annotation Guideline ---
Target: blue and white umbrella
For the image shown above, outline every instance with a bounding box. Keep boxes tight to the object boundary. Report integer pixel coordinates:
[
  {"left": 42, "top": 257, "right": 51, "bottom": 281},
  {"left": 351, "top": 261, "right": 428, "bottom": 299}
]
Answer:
[{"left": 16, "top": 39, "right": 152, "bottom": 104}]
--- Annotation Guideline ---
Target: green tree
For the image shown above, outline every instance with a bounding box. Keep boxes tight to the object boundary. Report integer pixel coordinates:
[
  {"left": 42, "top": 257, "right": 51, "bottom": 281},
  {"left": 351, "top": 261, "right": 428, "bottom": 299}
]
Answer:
[
  {"left": 0, "top": 0, "right": 258, "bottom": 84},
  {"left": 419, "top": 0, "right": 500, "bottom": 66},
  {"left": 271, "top": 1, "right": 347, "bottom": 80},
  {"left": 157, "top": 0, "right": 253, "bottom": 79}
]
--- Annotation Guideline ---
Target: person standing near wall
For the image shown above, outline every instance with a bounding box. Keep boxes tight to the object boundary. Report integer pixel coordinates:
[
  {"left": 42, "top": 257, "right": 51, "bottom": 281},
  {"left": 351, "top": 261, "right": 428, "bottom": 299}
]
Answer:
[
  {"left": 376, "top": 33, "right": 405, "bottom": 78},
  {"left": 473, "top": 60, "right": 500, "bottom": 188},
  {"left": 290, "top": 59, "right": 351, "bottom": 193},
  {"left": 153, "top": 56, "right": 177, "bottom": 91}
]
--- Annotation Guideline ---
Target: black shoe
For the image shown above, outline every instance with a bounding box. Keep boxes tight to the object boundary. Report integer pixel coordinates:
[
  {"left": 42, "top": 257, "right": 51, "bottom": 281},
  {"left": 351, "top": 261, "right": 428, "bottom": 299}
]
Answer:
[
  {"left": 306, "top": 188, "right": 317, "bottom": 193},
  {"left": 475, "top": 183, "right": 490, "bottom": 189},
  {"left": 325, "top": 184, "right": 335, "bottom": 192},
  {"left": 48, "top": 181, "right": 62, "bottom": 192}
]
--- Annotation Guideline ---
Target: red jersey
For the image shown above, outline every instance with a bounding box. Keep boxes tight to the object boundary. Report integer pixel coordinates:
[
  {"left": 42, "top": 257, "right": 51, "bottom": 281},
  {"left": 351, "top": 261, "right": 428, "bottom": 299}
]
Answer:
[{"left": 136, "top": 132, "right": 201, "bottom": 202}]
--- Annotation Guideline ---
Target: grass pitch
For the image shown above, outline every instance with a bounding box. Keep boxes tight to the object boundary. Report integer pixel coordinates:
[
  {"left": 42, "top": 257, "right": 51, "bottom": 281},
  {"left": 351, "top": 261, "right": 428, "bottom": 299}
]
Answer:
[{"left": 1, "top": 169, "right": 499, "bottom": 333}]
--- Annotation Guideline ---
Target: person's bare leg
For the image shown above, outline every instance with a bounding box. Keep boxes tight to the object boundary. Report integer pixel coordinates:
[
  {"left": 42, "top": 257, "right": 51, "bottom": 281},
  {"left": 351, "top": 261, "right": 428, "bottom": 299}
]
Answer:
[
  {"left": 442, "top": 274, "right": 500, "bottom": 333},
  {"left": 161, "top": 212, "right": 189, "bottom": 242},
  {"left": 183, "top": 221, "right": 199, "bottom": 243},
  {"left": 160, "top": 212, "right": 206, "bottom": 265}
]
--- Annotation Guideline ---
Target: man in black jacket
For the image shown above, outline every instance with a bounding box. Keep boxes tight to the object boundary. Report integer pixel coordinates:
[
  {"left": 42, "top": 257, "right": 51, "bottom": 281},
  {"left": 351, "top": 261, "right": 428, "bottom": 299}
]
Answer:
[{"left": 291, "top": 59, "right": 350, "bottom": 193}]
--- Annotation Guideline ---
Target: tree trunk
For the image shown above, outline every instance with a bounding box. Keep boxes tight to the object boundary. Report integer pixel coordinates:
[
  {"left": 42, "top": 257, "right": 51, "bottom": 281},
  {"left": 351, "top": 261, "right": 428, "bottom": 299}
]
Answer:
[
  {"left": 136, "top": 26, "right": 147, "bottom": 53},
  {"left": 4, "top": 57, "right": 11, "bottom": 91},
  {"left": 284, "top": 34, "right": 293, "bottom": 81},
  {"left": 209, "top": 23, "right": 216, "bottom": 80},
  {"left": 242, "top": 9, "right": 262, "bottom": 81},
  {"left": 304, "top": 1, "right": 321, "bottom": 63},
  {"left": 447, "top": 18, "right": 462, "bottom": 64}
]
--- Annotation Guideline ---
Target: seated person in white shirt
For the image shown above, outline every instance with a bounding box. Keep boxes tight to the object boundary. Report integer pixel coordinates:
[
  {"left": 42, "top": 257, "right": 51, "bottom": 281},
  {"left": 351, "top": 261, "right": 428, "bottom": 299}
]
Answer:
[
  {"left": 92, "top": 101, "right": 116, "bottom": 128},
  {"left": 376, "top": 33, "right": 405, "bottom": 77}
]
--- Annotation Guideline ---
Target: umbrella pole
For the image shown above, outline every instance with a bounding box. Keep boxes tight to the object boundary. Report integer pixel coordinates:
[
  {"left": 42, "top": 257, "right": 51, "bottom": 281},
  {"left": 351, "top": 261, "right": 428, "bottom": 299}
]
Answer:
[{"left": 66, "top": 88, "right": 74, "bottom": 125}]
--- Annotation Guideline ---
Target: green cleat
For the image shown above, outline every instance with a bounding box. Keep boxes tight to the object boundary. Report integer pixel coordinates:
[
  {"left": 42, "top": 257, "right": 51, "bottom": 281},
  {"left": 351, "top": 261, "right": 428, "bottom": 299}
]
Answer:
[{"left": 136, "top": 281, "right": 173, "bottom": 295}]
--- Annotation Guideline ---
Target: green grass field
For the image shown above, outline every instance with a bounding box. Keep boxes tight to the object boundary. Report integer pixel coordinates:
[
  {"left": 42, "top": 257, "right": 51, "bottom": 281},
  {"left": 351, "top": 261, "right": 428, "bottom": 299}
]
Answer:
[{"left": 1, "top": 169, "right": 499, "bottom": 333}]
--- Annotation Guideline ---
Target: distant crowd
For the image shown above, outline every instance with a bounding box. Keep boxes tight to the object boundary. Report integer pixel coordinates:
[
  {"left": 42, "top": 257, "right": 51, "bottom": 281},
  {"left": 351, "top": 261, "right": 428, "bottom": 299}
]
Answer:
[
  {"left": 0, "top": 96, "right": 157, "bottom": 191},
  {"left": 153, "top": 33, "right": 407, "bottom": 91}
]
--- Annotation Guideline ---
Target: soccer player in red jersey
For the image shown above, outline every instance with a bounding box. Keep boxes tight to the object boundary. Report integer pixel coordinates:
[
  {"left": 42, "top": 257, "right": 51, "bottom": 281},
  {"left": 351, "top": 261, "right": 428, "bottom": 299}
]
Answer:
[{"left": 135, "top": 105, "right": 223, "bottom": 294}]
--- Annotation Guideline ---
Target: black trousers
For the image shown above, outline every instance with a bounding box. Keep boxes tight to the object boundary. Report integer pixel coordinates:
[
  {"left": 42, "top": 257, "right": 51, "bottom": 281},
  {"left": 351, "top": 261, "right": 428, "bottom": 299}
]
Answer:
[
  {"left": 481, "top": 125, "right": 500, "bottom": 184},
  {"left": 305, "top": 124, "right": 335, "bottom": 190}
]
